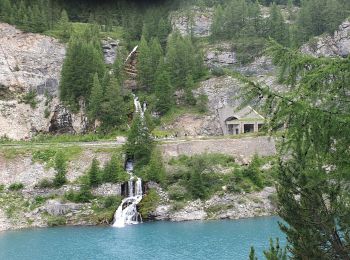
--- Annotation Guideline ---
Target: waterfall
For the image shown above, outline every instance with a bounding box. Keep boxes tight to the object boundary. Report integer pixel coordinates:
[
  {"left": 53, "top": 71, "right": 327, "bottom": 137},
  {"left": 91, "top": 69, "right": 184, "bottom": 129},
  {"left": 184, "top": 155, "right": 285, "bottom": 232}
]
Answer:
[
  {"left": 112, "top": 159, "right": 143, "bottom": 228},
  {"left": 112, "top": 94, "right": 146, "bottom": 228}
]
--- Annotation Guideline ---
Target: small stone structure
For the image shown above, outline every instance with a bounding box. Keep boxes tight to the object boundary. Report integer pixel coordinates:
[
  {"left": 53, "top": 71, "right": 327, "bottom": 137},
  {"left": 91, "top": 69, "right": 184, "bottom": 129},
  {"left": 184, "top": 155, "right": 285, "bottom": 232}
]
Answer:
[{"left": 219, "top": 105, "right": 265, "bottom": 135}]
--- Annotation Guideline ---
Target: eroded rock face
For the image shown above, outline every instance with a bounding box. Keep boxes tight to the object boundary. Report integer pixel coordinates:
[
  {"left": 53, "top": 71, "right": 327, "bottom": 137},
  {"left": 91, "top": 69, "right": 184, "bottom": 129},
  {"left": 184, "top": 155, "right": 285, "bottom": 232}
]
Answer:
[
  {"left": 171, "top": 7, "right": 213, "bottom": 37},
  {"left": 301, "top": 19, "right": 350, "bottom": 57},
  {"left": 49, "top": 104, "right": 75, "bottom": 134},
  {"left": 101, "top": 37, "right": 119, "bottom": 64},
  {"left": 0, "top": 23, "right": 65, "bottom": 94}
]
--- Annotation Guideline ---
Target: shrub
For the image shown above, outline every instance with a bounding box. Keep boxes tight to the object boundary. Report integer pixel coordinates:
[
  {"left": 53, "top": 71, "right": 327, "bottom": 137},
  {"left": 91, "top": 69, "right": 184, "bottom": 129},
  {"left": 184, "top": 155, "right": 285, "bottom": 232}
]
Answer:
[
  {"left": 64, "top": 185, "right": 94, "bottom": 203},
  {"left": 211, "top": 66, "right": 225, "bottom": 77},
  {"left": 139, "top": 189, "right": 160, "bottom": 219},
  {"left": 168, "top": 184, "right": 188, "bottom": 201},
  {"left": 0, "top": 184, "right": 5, "bottom": 192},
  {"left": 8, "top": 183, "right": 24, "bottom": 191},
  {"left": 102, "top": 196, "right": 122, "bottom": 209},
  {"left": 36, "top": 178, "right": 54, "bottom": 189},
  {"left": 47, "top": 216, "right": 66, "bottom": 227},
  {"left": 21, "top": 90, "right": 38, "bottom": 109}
]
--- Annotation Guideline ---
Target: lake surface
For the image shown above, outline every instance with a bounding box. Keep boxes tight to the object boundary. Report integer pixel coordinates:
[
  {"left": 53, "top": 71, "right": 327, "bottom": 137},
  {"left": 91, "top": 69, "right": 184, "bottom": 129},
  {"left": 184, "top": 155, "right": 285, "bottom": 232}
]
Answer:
[{"left": 0, "top": 216, "right": 285, "bottom": 260}]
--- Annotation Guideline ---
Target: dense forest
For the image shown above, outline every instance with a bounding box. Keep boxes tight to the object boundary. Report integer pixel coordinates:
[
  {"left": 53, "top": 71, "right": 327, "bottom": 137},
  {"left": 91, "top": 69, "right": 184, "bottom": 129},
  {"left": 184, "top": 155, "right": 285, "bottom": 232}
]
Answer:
[{"left": 0, "top": 0, "right": 350, "bottom": 258}]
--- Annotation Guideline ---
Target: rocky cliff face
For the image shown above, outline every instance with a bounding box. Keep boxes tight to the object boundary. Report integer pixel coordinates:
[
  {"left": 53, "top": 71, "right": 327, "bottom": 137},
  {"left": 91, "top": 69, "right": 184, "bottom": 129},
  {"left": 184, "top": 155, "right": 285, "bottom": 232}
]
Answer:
[
  {"left": 301, "top": 19, "right": 350, "bottom": 57},
  {"left": 171, "top": 7, "right": 213, "bottom": 37},
  {"left": 0, "top": 23, "right": 107, "bottom": 139}
]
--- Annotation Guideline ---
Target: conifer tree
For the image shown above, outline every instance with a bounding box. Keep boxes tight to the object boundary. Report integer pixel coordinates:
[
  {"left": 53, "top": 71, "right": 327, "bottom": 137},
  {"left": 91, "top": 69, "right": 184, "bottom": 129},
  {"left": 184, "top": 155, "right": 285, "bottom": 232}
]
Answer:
[
  {"left": 100, "top": 76, "right": 127, "bottom": 130},
  {"left": 266, "top": 3, "right": 289, "bottom": 46},
  {"left": 154, "top": 60, "right": 173, "bottom": 114},
  {"left": 245, "top": 41, "right": 350, "bottom": 258},
  {"left": 0, "top": 0, "right": 12, "bottom": 23},
  {"left": 137, "top": 36, "right": 152, "bottom": 88},
  {"left": 102, "top": 154, "right": 127, "bottom": 183},
  {"left": 88, "top": 158, "right": 101, "bottom": 187},
  {"left": 125, "top": 114, "right": 154, "bottom": 167},
  {"left": 56, "top": 9, "right": 71, "bottom": 41},
  {"left": 53, "top": 151, "right": 67, "bottom": 188},
  {"left": 146, "top": 148, "right": 166, "bottom": 184},
  {"left": 149, "top": 37, "right": 163, "bottom": 90},
  {"left": 88, "top": 73, "right": 103, "bottom": 121}
]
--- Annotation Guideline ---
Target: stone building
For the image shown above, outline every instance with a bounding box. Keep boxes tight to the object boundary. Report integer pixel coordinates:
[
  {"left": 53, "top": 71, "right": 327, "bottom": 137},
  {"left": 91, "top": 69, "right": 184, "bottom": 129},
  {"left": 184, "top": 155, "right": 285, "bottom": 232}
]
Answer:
[{"left": 218, "top": 105, "right": 265, "bottom": 135}]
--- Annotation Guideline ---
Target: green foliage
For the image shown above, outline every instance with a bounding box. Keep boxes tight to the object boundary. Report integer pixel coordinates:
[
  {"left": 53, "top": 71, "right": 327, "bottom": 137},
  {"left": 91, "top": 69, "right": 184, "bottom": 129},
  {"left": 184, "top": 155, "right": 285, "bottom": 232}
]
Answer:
[
  {"left": 55, "top": 9, "right": 71, "bottom": 41},
  {"left": 21, "top": 91, "right": 38, "bottom": 109},
  {"left": 60, "top": 26, "right": 105, "bottom": 111},
  {"left": 263, "top": 239, "right": 287, "bottom": 260},
  {"left": 102, "top": 154, "right": 129, "bottom": 183},
  {"left": 36, "top": 178, "right": 54, "bottom": 189},
  {"left": 154, "top": 60, "right": 174, "bottom": 114},
  {"left": 249, "top": 247, "right": 258, "bottom": 260},
  {"left": 99, "top": 75, "right": 128, "bottom": 130},
  {"left": 88, "top": 158, "right": 101, "bottom": 187},
  {"left": 47, "top": 216, "right": 66, "bottom": 227},
  {"left": 64, "top": 185, "right": 94, "bottom": 203},
  {"left": 125, "top": 115, "right": 154, "bottom": 167},
  {"left": 141, "top": 148, "right": 166, "bottom": 183},
  {"left": 244, "top": 41, "right": 350, "bottom": 258},
  {"left": 266, "top": 4, "right": 289, "bottom": 46},
  {"left": 53, "top": 151, "right": 67, "bottom": 188},
  {"left": 139, "top": 189, "right": 160, "bottom": 219},
  {"left": 8, "top": 183, "right": 24, "bottom": 191},
  {"left": 294, "top": 0, "right": 346, "bottom": 45},
  {"left": 88, "top": 73, "right": 103, "bottom": 121},
  {"left": 233, "top": 37, "right": 266, "bottom": 65},
  {"left": 166, "top": 31, "right": 206, "bottom": 89}
]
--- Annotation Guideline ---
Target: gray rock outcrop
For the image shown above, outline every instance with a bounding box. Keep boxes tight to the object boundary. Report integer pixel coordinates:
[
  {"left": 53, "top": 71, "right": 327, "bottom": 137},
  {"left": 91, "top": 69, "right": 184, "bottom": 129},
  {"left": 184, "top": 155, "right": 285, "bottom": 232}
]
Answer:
[
  {"left": 301, "top": 19, "right": 350, "bottom": 57},
  {"left": 171, "top": 7, "right": 213, "bottom": 37},
  {"left": 101, "top": 37, "right": 119, "bottom": 64}
]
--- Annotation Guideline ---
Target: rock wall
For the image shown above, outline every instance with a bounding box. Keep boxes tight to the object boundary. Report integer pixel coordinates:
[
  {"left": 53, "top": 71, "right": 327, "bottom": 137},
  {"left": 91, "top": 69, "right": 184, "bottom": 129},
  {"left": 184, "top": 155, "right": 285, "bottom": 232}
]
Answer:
[
  {"left": 301, "top": 19, "right": 350, "bottom": 57},
  {"left": 171, "top": 7, "right": 213, "bottom": 37}
]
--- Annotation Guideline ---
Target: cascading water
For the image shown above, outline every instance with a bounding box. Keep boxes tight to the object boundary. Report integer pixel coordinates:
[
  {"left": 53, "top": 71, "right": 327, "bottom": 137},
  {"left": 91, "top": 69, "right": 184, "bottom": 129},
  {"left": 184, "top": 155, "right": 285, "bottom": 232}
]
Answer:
[
  {"left": 112, "top": 92, "right": 147, "bottom": 228},
  {"left": 112, "top": 159, "right": 143, "bottom": 228}
]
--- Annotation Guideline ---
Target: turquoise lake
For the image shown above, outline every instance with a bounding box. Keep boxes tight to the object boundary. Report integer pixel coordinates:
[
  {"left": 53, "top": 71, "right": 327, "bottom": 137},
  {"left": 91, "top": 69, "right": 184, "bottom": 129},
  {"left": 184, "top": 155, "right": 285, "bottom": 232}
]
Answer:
[{"left": 0, "top": 216, "right": 285, "bottom": 260}]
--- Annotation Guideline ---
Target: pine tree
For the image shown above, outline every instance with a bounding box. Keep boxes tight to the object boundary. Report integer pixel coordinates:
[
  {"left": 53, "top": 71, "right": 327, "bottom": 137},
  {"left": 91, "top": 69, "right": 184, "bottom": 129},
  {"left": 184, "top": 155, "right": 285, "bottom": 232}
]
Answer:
[
  {"left": 53, "top": 151, "right": 67, "bottom": 188},
  {"left": 88, "top": 158, "right": 101, "bottom": 187},
  {"left": 125, "top": 115, "right": 154, "bottom": 167},
  {"left": 267, "top": 3, "right": 289, "bottom": 46},
  {"left": 137, "top": 36, "right": 152, "bottom": 88},
  {"left": 149, "top": 37, "right": 163, "bottom": 90},
  {"left": 146, "top": 148, "right": 166, "bottom": 184},
  {"left": 154, "top": 60, "right": 173, "bottom": 114},
  {"left": 157, "top": 18, "right": 169, "bottom": 49},
  {"left": 60, "top": 29, "right": 105, "bottom": 111},
  {"left": 249, "top": 247, "right": 258, "bottom": 260},
  {"left": 189, "top": 170, "right": 206, "bottom": 200},
  {"left": 88, "top": 73, "right": 103, "bottom": 121},
  {"left": 245, "top": 41, "right": 350, "bottom": 258},
  {"left": 184, "top": 75, "right": 196, "bottom": 106},
  {"left": 0, "top": 0, "right": 12, "bottom": 23},
  {"left": 102, "top": 154, "right": 127, "bottom": 183},
  {"left": 55, "top": 9, "right": 71, "bottom": 41},
  {"left": 100, "top": 76, "right": 127, "bottom": 130}
]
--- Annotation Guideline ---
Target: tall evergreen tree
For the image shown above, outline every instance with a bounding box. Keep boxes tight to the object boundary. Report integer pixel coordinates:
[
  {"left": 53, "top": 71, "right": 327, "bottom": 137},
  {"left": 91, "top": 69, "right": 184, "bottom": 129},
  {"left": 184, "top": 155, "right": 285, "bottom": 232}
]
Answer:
[
  {"left": 137, "top": 36, "right": 152, "bottom": 88},
  {"left": 53, "top": 151, "right": 67, "bottom": 188},
  {"left": 60, "top": 29, "right": 105, "bottom": 111},
  {"left": 266, "top": 3, "right": 289, "bottom": 46},
  {"left": 125, "top": 114, "right": 154, "bottom": 167},
  {"left": 245, "top": 41, "right": 350, "bottom": 258},
  {"left": 102, "top": 154, "right": 127, "bottom": 183},
  {"left": 88, "top": 73, "right": 103, "bottom": 121},
  {"left": 154, "top": 60, "right": 173, "bottom": 114},
  {"left": 55, "top": 9, "right": 71, "bottom": 41},
  {"left": 100, "top": 76, "right": 128, "bottom": 130},
  {"left": 88, "top": 158, "right": 101, "bottom": 187}
]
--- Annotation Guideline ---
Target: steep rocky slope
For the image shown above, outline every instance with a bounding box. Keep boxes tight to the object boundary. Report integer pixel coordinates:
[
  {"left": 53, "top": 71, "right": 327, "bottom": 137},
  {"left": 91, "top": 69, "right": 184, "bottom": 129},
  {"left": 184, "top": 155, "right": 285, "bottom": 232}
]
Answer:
[{"left": 301, "top": 19, "right": 350, "bottom": 57}]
